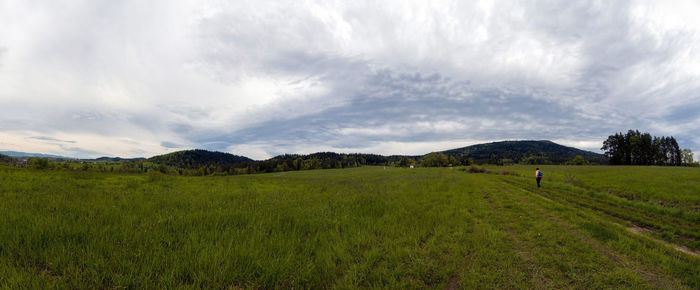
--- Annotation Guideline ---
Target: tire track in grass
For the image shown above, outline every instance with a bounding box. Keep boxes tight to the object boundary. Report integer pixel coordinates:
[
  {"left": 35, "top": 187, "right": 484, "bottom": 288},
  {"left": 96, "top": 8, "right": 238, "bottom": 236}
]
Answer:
[
  {"left": 623, "top": 224, "right": 699, "bottom": 258},
  {"left": 542, "top": 178, "right": 698, "bottom": 251},
  {"left": 506, "top": 177, "right": 700, "bottom": 256},
  {"left": 469, "top": 182, "right": 586, "bottom": 288},
  {"left": 444, "top": 187, "right": 498, "bottom": 290},
  {"left": 494, "top": 183, "right": 636, "bottom": 284},
  {"left": 503, "top": 177, "right": 700, "bottom": 251},
  {"left": 504, "top": 177, "right": 695, "bottom": 229},
  {"left": 446, "top": 175, "right": 544, "bottom": 289},
  {"left": 493, "top": 179, "right": 688, "bottom": 289},
  {"left": 525, "top": 181, "right": 700, "bottom": 288},
  {"left": 480, "top": 189, "right": 529, "bottom": 266}
]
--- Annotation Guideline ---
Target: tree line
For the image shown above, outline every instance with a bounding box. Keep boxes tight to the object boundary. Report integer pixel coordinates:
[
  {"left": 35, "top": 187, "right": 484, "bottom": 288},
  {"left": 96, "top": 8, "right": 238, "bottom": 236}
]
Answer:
[{"left": 601, "top": 130, "right": 696, "bottom": 166}]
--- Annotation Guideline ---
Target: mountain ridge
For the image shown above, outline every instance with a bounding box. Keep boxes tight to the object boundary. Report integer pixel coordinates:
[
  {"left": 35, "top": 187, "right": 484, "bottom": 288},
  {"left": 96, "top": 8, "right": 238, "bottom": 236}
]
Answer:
[
  {"left": 439, "top": 140, "right": 605, "bottom": 164},
  {"left": 0, "top": 151, "right": 75, "bottom": 159},
  {"left": 146, "top": 140, "right": 604, "bottom": 169},
  {"left": 3, "top": 140, "right": 604, "bottom": 166}
]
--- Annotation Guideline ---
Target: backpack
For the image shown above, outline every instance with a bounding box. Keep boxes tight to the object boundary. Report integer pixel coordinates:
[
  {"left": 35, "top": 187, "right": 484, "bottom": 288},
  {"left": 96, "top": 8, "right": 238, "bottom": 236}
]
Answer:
[{"left": 537, "top": 171, "right": 543, "bottom": 177}]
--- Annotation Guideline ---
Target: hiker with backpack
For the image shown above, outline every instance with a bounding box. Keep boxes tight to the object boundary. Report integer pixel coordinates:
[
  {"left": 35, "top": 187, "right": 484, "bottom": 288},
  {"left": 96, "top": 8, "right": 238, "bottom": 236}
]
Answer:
[{"left": 535, "top": 168, "right": 543, "bottom": 188}]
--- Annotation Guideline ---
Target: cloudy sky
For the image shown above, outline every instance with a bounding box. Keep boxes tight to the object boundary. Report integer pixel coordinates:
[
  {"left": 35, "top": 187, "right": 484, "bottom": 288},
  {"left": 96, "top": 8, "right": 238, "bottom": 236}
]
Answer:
[{"left": 1, "top": 0, "right": 699, "bottom": 160}]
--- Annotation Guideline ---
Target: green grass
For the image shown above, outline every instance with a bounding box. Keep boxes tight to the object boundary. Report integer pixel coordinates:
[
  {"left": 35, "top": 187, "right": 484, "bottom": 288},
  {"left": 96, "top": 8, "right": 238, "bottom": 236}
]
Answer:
[
  {"left": 487, "top": 165, "right": 700, "bottom": 209},
  {"left": 0, "top": 165, "right": 698, "bottom": 288}
]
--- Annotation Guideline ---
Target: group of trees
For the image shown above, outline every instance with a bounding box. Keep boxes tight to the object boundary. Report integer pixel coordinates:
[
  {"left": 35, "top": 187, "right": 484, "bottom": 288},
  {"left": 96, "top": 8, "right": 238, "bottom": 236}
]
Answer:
[
  {"left": 245, "top": 152, "right": 390, "bottom": 173},
  {"left": 0, "top": 154, "right": 17, "bottom": 165},
  {"left": 418, "top": 152, "right": 459, "bottom": 167},
  {"left": 519, "top": 155, "right": 553, "bottom": 165},
  {"left": 601, "top": 130, "right": 693, "bottom": 166},
  {"left": 393, "top": 153, "right": 477, "bottom": 168},
  {"left": 681, "top": 149, "right": 697, "bottom": 166},
  {"left": 565, "top": 155, "right": 590, "bottom": 165},
  {"left": 5, "top": 134, "right": 698, "bottom": 175}
]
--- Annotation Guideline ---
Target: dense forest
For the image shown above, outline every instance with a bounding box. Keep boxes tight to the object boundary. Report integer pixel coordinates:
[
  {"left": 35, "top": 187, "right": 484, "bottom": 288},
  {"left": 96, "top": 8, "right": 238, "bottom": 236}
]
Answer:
[
  {"left": 245, "top": 152, "right": 390, "bottom": 174},
  {"left": 147, "top": 149, "right": 254, "bottom": 169},
  {"left": 1, "top": 140, "right": 613, "bottom": 176},
  {"left": 601, "top": 130, "right": 690, "bottom": 166},
  {"left": 0, "top": 153, "right": 16, "bottom": 164},
  {"left": 441, "top": 140, "right": 606, "bottom": 165},
  {"left": 7, "top": 138, "right": 696, "bottom": 176}
]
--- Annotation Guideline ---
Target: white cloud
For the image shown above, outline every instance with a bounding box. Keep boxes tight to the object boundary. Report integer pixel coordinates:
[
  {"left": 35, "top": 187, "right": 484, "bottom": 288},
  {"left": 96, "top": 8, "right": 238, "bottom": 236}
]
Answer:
[
  {"left": 1, "top": 0, "right": 699, "bottom": 158},
  {"left": 552, "top": 139, "right": 605, "bottom": 153}
]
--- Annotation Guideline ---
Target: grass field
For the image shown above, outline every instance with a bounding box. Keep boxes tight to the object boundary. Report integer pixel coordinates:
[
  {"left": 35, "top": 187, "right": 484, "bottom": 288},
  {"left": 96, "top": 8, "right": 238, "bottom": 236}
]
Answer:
[{"left": 1, "top": 165, "right": 698, "bottom": 288}]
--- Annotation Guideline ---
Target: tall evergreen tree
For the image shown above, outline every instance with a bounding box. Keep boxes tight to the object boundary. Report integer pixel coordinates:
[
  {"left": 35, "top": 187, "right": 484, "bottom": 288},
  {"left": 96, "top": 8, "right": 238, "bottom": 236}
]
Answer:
[
  {"left": 602, "top": 130, "right": 685, "bottom": 166},
  {"left": 602, "top": 132, "right": 625, "bottom": 165}
]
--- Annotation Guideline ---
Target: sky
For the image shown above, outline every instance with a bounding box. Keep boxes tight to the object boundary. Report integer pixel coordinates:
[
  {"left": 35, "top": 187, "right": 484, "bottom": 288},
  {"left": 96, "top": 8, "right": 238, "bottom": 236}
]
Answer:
[{"left": 1, "top": 0, "right": 699, "bottom": 160}]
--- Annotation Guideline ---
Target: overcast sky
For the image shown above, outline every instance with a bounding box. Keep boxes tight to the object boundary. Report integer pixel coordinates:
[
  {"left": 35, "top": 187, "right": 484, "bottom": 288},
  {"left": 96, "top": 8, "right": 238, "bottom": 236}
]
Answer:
[{"left": 1, "top": 0, "right": 699, "bottom": 160}]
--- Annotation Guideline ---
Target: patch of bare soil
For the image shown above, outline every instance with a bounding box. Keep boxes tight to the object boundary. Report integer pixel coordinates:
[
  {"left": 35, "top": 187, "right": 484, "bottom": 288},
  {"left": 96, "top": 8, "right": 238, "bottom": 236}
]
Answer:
[
  {"left": 445, "top": 275, "right": 460, "bottom": 290},
  {"left": 625, "top": 224, "right": 699, "bottom": 258}
]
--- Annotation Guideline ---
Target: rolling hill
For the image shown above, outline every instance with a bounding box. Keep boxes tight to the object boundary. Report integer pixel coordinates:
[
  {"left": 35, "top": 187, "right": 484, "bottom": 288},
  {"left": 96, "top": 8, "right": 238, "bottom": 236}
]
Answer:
[
  {"left": 145, "top": 140, "right": 604, "bottom": 172},
  {"left": 4, "top": 140, "right": 605, "bottom": 172},
  {"left": 440, "top": 140, "right": 605, "bottom": 164},
  {"left": 148, "top": 149, "right": 255, "bottom": 169}
]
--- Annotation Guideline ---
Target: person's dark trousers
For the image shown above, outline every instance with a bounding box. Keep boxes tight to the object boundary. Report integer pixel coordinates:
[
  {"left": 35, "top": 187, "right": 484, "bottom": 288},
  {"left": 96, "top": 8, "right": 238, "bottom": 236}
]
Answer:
[{"left": 536, "top": 177, "right": 541, "bottom": 188}]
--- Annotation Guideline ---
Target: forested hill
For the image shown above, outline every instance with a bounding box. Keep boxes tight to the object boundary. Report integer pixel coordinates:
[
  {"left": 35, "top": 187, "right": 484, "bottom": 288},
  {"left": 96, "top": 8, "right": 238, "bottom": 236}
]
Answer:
[
  {"left": 147, "top": 149, "right": 254, "bottom": 169},
  {"left": 0, "top": 153, "right": 16, "bottom": 164},
  {"left": 441, "top": 140, "right": 605, "bottom": 165},
  {"left": 144, "top": 140, "right": 603, "bottom": 175},
  {"left": 4, "top": 140, "right": 609, "bottom": 175},
  {"left": 147, "top": 151, "right": 391, "bottom": 174},
  {"left": 247, "top": 152, "right": 391, "bottom": 173},
  {"left": 94, "top": 157, "right": 146, "bottom": 162}
]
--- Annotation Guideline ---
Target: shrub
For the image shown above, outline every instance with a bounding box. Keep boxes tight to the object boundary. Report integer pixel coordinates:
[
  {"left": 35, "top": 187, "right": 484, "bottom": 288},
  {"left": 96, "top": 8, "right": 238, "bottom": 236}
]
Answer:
[
  {"left": 467, "top": 165, "right": 487, "bottom": 173},
  {"left": 28, "top": 158, "right": 52, "bottom": 170}
]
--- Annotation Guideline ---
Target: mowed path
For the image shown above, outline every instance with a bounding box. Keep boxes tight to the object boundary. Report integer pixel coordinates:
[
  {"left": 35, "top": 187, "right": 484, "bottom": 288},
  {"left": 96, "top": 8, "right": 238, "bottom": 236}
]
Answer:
[{"left": 447, "top": 173, "right": 697, "bottom": 289}]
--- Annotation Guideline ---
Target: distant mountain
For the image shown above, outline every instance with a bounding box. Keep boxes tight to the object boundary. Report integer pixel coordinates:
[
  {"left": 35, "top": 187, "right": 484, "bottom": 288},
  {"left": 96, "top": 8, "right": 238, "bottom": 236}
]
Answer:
[
  {"left": 0, "top": 151, "right": 74, "bottom": 159},
  {"left": 148, "top": 149, "right": 254, "bottom": 169},
  {"left": 440, "top": 140, "right": 605, "bottom": 164},
  {"left": 3, "top": 140, "right": 605, "bottom": 171},
  {"left": 93, "top": 157, "right": 146, "bottom": 162}
]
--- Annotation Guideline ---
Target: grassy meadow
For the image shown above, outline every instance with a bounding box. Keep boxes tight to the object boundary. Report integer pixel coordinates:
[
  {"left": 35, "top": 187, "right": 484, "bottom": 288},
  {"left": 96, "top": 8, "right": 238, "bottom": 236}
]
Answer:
[{"left": 0, "top": 165, "right": 698, "bottom": 288}]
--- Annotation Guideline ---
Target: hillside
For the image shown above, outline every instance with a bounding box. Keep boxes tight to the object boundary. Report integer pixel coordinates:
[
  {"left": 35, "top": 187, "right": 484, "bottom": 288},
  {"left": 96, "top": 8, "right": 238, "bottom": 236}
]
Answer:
[
  {"left": 93, "top": 157, "right": 146, "bottom": 162},
  {"left": 0, "top": 153, "right": 16, "bottom": 164},
  {"left": 5, "top": 140, "right": 605, "bottom": 173},
  {"left": 250, "top": 152, "right": 390, "bottom": 173},
  {"left": 440, "top": 140, "right": 605, "bottom": 164},
  {"left": 148, "top": 140, "right": 605, "bottom": 173},
  {"left": 148, "top": 149, "right": 254, "bottom": 169}
]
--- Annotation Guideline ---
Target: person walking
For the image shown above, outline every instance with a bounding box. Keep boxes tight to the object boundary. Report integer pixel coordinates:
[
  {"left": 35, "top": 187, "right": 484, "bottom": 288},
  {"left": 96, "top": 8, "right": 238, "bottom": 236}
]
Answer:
[{"left": 535, "top": 168, "right": 543, "bottom": 188}]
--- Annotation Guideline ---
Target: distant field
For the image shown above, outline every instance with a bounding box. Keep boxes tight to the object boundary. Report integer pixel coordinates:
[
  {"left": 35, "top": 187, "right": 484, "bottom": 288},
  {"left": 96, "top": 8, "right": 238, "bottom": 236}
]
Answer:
[{"left": 0, "top": 166, "right": 698, "bottom": 288}]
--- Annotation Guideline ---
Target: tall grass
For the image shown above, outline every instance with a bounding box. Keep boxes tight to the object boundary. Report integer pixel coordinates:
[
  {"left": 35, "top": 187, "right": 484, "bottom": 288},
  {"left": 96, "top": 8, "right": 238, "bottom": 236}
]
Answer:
[{"left": 0, "top": 165, "right": 698, "bottom": 288}]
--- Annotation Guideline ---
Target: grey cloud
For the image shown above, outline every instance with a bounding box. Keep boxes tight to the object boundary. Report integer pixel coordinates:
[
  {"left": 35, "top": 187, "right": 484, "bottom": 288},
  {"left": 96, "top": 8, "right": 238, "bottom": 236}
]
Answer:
[
  {"left": 527, "top": 1, "right": 700, "bottom": 116},
  {"left": 197, "top": 68, "right": 613, "bottom": 156},
  {"left": 2, "top": 1, "right": 700, "bottom": 159},
  {"left": 61, "top": 147, "right": 105, "bottom": 158},
  {"left": 665, "top": 102, "right": 700, "bottom": 123},
  {"left": 160, "top": 141, "right": 181, "bottom": 148},
  {"left": 27, "top": 136, "right": 77, "bottom": 144}
]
